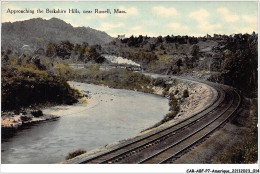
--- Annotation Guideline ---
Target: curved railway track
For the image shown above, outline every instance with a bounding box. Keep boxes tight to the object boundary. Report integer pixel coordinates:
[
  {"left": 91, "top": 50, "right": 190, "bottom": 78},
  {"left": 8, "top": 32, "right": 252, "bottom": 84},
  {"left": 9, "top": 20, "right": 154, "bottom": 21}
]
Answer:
[
  {"left": 140, "top": 90, "right": 241, "bottom": 164},
  {"left": 71, "top": 76, "right": 241, "bottom": 164}
]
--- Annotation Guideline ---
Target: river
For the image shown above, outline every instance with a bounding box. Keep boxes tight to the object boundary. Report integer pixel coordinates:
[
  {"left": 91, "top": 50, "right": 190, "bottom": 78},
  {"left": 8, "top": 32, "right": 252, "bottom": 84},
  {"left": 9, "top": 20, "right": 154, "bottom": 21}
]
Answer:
[{"left": 1, "top": 82, "right": 169, "bottom": 164}]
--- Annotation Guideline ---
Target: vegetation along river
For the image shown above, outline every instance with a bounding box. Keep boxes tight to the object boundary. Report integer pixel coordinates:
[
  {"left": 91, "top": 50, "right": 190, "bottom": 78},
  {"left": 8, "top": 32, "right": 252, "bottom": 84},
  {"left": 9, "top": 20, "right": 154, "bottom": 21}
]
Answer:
[{"left": 1, "top": 81, "right": 169, "bottom": 164}]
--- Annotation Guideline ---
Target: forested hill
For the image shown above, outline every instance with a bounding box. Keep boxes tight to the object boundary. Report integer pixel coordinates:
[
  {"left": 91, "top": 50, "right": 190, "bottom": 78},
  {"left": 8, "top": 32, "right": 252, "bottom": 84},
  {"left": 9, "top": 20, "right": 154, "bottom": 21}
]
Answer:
[
  {"left": 1, "top": 17, "right": 113, "bottom": 51},
  {"left": 102, "top": 33, "right": 258, "bottom": 96}
]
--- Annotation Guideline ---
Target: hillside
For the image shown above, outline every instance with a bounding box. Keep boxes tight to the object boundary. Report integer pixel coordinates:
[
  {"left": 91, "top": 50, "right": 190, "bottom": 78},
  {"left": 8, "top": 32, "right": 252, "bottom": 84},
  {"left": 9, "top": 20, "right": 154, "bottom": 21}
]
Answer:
[
  {"left": 1, "top": 18, "right": 113, "bottom": 52},
  {"left": 101, "top": 33, "right": 258, "bottom": 95},
  {"left": 101, "top": 35, "right": 227, "bottom": 72}
]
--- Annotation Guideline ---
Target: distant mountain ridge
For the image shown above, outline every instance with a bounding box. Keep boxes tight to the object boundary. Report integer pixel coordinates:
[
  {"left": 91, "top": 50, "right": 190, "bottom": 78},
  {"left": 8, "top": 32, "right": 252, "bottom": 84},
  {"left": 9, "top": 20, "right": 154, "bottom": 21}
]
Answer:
[{"left": 1, "top": 17, "right": 114, "bottom": 51}]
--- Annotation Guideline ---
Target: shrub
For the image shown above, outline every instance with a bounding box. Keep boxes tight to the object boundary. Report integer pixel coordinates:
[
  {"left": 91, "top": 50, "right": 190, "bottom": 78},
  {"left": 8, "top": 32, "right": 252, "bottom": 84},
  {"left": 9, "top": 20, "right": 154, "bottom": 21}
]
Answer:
[
  {"left": 53, "top": 63, "right": 73, "bottom": 79},
  {"left": 31, "top": 110, "right": 43, "bottom": 117},
  {"left": 20, "top": 115, "right": 32, "bottom": 122},
  {"left": 174, "top": 89, "right": 179, "bottom": 95},
  {"left": 1, "top": 57, "right": 80, "bottom": 111},
  {"left": 164, "top": 112, "right": 178, "bottom": 122},
  {"left": 66, "top": 149, "right": 87, "bottom": 160},
  {"left": 69, "top": 67, "right": 155, "bottom": 94},
  {"left": 153, "top": 78, "right": 166, "bottom": 87},
  {"left": 183, "top": 89, "right": 189, "bottom": 98},
  {"left": 169, "top": 95, "right": 179, "bottom": 112},
  {"left": 162, "top": 85, "right": 171, "bottom": 97}
]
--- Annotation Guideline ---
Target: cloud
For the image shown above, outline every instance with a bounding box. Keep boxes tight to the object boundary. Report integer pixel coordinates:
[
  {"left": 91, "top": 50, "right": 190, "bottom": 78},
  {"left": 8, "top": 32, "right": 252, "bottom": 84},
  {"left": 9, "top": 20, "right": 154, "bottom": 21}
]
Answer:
[
  {"left": 236, "top": 27, "right": 257, "bottom": 34},
  {"left": 189, "top": 9, "right": 209, "bottom": 23},
  {"left": 238, "top": 15, "right": 257, "bottom": 33},
  {"left": 189, "top": 8, "right": 222, "bottom": 31},
  {"left": 124, "top": 26, "right": 144, "bottom": 36},
  {"left": 217, "top": 8, "right": 239, "bottom": 22},
  {"left": 168, "top": 22, "right": 189, "bottom": 31},
  {"left": 152, "top": 6, "right": 178, "bottom": 17},
  {"left": 98, "top": 22, "right": 124, "bottom": 31},
  {"left": 145, "top": 19, "right": 157, "bottom": 26},
  {"left": 242, "top": 15, "right": 257, "bottom": 24},
  {"left": 199, "top": 23, "right": 222, "bottom": 31}
]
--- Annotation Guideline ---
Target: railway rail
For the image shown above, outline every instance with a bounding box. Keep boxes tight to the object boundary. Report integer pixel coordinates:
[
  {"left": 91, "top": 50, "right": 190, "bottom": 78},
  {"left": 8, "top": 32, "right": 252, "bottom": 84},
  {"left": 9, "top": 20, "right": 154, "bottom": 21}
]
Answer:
[
  {"left": 65, "top": 76, "right": 241, "bottom": 164},
  {"left": 140, "top": 90, "right": 241, "bottom": 164}
]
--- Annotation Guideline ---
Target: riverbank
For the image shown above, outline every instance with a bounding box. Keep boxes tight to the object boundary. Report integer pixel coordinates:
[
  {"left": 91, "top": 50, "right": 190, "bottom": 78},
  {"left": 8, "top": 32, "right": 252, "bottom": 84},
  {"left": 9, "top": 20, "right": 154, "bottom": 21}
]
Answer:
[
  {"left": 135, "top": 72, "right": 216, "bottom": 132},
  {"left": 1, "top": 112, "right": 59, "bottom": 140},
  {"left": 2, "top": 81, "right": 169, "bottom": 164},
  {"left": 1, "top": 65, "right": 162, "bottom": 140},
  {"left": 42, "top": 96, "right": 98, "bottom": 117},
  {"left": 61, "top": 76, "right": 217, "bottom": 164}
]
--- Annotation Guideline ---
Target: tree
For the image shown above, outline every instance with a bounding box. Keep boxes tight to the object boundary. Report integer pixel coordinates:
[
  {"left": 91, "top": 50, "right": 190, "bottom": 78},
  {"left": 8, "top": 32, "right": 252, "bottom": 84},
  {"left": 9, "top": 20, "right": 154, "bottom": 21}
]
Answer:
[
  {"left": 137, "top": 35, "right": 143, "bottom": 44},
  {"left": 183, "top": 89, "right": 189, "bottom": 98},
  {"left": 88, "top": 46, "right": 99, "bottom": 60},
  {"left": 165, "top": 35, "right": 173, "bottom": 43},
  {"left": 61, "top": 41, "right": 74, "bottom": 53},
  {"left": 149, "top": 44, "right": 156, "bottom": 51},
  {"left": 184, "top": 56, "right": 193, "bottom": 69},
  {"left": 222, "top": 34, "right": 257, "bottom": 95},
  {"left": 74, "top": 44, "right": 81, "bottom": 55},
  {"left": 169, "top": 95, "right": 179, "bottom": 111},
  {"left": 157, "top": 36, "right": 163, "bottom": 43},
  {"left": 222, "top": 49, "right": 257, "bottom": 94},
  {"left": 1, "top": 55, "right": 9, "bottom": 64},
  {"left": 46, "top": 43, "right": 57, "bottom": 57},
  {"left": 6, "top": 49, "right": 12, "bottom": 55},
  {"left": 95, "top": 56, "right": 106, "bottom": 64},
  {"left": 176, "top": 59, "right": 183, "bottom": 72},
  {"left": 191, "top": 44, "right": 200, "bottom": 60},
  {"left": 56, "top": 41, "right": 74, "bottom": 59},
  {"left": 190, "top": 44, "right": 200, "bottom": 67}
]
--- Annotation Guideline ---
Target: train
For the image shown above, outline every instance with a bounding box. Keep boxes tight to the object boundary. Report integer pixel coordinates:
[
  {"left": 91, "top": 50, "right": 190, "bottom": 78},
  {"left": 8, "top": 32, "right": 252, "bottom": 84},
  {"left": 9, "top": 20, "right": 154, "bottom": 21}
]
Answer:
[{"left": 126, "top": 65, "right": 142, "bottom": 72}]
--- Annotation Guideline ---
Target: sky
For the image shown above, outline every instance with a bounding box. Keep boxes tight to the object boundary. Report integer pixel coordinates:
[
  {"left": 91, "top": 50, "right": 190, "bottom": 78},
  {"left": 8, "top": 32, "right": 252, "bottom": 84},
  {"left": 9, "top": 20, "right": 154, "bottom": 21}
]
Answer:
[{"left": 1, "top": 1, "right": 258, "bottom": 37}]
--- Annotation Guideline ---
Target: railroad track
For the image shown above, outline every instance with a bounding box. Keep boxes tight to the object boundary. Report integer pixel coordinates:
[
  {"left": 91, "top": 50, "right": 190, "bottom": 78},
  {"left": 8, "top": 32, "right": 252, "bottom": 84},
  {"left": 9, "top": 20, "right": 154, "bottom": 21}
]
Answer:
[
  {"left": 76, "top": 77, "right": 241, "bottom": 164},
  {"left": 140, "top": 89, "right": 241, "bottom": 164}
]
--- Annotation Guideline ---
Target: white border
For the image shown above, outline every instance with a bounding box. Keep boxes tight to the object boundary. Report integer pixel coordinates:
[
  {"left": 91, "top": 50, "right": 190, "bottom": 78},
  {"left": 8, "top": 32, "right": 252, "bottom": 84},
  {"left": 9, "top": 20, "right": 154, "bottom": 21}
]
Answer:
[
  {"left": 1, "top": 164, "right": 260, "bottom": 173},
  {"left": 0, "top": 0, "right": 259, "bottom": 174}
]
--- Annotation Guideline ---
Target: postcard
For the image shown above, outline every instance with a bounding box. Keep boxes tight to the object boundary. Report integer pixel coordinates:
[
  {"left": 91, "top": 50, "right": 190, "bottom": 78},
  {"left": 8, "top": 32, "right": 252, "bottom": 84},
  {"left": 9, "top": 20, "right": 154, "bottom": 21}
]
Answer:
[{"left": 1, "top": 1, "right": 258, "bottom": 173}]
